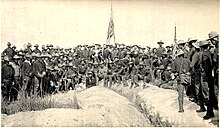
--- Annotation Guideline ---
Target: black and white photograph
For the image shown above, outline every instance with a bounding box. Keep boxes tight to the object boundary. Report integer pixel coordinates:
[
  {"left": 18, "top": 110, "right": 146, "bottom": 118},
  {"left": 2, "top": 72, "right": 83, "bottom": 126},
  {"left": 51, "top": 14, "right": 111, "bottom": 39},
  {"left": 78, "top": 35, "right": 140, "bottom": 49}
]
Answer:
[{"left": 1, "top": 0, "right": 219, "bottom": 127}]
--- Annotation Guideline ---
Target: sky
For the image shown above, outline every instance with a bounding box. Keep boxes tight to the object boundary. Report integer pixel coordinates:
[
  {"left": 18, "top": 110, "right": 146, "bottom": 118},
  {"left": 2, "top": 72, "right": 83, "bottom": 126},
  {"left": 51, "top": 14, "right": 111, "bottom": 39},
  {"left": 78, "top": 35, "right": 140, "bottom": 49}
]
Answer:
[{"left": 1, "top": 0, "right": 219, "bottom": 51}]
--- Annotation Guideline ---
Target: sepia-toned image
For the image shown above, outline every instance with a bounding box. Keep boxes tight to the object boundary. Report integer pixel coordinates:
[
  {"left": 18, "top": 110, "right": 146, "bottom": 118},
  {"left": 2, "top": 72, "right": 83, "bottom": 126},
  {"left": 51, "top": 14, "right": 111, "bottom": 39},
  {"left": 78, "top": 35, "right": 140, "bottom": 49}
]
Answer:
[{"left": 1, "top": 0, "right": 219, "bottom": 127}]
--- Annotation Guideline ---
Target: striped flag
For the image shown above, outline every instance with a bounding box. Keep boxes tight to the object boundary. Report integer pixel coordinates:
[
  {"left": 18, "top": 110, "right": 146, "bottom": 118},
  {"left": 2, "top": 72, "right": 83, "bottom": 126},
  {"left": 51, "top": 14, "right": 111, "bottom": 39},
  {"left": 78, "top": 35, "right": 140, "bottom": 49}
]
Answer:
[
  {"left": 172, "top": 25, "right": 179, "bottom": 60},
  {"left": 106, "top": 5, "right": 115, "bottom": 44}
]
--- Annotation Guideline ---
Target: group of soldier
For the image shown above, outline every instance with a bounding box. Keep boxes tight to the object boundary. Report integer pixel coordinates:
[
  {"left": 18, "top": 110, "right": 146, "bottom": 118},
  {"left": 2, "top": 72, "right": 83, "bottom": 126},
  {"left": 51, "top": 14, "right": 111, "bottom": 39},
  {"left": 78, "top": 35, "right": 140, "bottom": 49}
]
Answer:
[{"left": 1, "top": 31, "right": 219, "bottom": 120}]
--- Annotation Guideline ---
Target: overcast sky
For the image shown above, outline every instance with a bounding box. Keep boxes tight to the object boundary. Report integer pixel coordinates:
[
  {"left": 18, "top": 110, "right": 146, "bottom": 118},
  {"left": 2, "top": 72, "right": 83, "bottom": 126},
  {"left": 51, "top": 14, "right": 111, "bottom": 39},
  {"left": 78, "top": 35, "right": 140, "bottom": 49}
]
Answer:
[{"left": 1, "top": 0, "right": 219, "bottom": 51}]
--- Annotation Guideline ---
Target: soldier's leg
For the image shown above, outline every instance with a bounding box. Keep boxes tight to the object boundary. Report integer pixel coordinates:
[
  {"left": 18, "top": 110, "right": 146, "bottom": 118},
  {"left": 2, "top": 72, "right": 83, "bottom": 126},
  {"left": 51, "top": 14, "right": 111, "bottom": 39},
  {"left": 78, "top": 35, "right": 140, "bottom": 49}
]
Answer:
[
  {"left": 122, "top": 75, "right": 128, "bottom": 87},
  {"left": 109, "top": 76, "right": 113, "bottom": 89},
  {"left": 177, "top": 83, "right": 184, "bottom": 112},
  {"left": 130, "top": 75, "right": 134, "bottom": 89},
  {"left": 117, "top": 74, "right": 121, "bottom": 85},
  {"left": 134, "top": 75, "right": 139, "bottom": 88},
  {"left": 104, "top": 76, "right": 107, "bottom": 87},
  {"left": 201, "top": 80, "right": 209, "bottom": 106},
  {"left": 33, "top": 76, "right": 39, "bottom": 96}
]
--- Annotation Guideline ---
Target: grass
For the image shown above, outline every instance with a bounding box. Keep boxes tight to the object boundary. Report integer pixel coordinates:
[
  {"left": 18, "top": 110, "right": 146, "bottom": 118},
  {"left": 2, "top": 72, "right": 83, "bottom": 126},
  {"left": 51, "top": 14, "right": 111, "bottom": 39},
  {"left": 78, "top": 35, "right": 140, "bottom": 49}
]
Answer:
[{"left": 1, "top": 90, "right": 81, "bottom": 115}]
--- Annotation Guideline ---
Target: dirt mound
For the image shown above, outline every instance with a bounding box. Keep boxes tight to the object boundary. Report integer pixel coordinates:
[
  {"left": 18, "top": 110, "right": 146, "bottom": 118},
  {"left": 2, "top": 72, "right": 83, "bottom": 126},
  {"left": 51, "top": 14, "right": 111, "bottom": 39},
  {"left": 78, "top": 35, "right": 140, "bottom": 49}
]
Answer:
[
  {"left": 2, "top": 86, "right": 150, "bottom": 127},
  {"left": 137, "top": 84, "right": 218, "bottom": 127}
]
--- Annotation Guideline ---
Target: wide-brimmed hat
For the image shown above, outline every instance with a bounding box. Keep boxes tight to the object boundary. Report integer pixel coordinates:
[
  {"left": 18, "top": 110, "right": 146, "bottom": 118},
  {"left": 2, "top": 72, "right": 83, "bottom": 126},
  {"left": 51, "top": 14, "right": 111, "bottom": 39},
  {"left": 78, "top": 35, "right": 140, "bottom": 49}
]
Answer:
[
  {"left": 25, "top": 54, "right": 32, "bottom": 58},
  {"left": 166, "top": 66, "right": 172, "bottom": 70},
  {"left": 199, "top": 40, "right": 210, "bottom": 47},
  {"left": 157, "top": 40, "right": 164, "bottom": 44},
  {"left": 18, "top": 52, "right": 25, "bottom": 56},
  {"left": 177, "top": 40, "right": 186, "bottom": 45},
  {"left": 176, "top": 49, "right": 185, "bottom": 56},
  {"left": 192, "top": 42, "right": 200, "bottom": 49},
  {"left": 208, "top": 31, "right": 219, "bottom": 39},
  {"left": 13, "top": 55, "right": 20, "bottom": 59},
  {"left": 34, "top": 44, "right": 39, "bottom": 47},
  {"left": 187, "top": 38, "right": 197, "bottom": 43}
]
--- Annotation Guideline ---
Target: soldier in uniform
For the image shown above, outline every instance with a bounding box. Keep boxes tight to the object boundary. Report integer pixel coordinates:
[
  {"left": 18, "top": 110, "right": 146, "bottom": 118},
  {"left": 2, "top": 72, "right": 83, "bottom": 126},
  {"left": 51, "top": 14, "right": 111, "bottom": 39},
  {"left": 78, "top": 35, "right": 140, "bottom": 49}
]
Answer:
[
  {"left": 199, "top": 40, "right": 216, "bottom": 119},
  {"left": 21, "top": 54, "right": 32, "bottom": 97},
  {"left": 33, "top": 44, "right": 41, "bottom": 54},
  {"left": 9, "top": 55, "right": 21, "bottom": 101},
  {"left": 207, "top": 31, "right": 219, "bottom": 110},
  {"left": 129, "top": 62, "right": 139, "bottom": 89},
  {"left": 190, "top": 41, "right": 206, "bottom": 112},
  {"left": 3, "top": 42, "right": 14, "bottom": 61},
  {"left": 1, "top": 56, "right": 15, "bottom": 102},
  {"left": 172, "top": 49, "right": 191, "bottom": 112},
  {"left": 32, "top": 53, "right": 46, "bottom": 97},
  {"left": 86, "top": 70, "right": 96, "bottom": 88},
  {"left": 24, "top": 43, "right": 33, "bottom": 55},
  {"left": 156, "top": 40, "right": 166, "bottom": 58}
]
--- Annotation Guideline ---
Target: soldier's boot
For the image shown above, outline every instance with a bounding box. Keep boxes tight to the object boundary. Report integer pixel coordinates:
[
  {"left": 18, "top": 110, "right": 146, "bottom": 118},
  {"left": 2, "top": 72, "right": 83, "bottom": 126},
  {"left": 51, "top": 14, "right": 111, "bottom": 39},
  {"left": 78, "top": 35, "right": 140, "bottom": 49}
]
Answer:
[
  {"left": 178, "top": 97, "right": 184, "bottom": 113},
  {"left": 203, "top": 103, "right": 215, "bottom": 120}
]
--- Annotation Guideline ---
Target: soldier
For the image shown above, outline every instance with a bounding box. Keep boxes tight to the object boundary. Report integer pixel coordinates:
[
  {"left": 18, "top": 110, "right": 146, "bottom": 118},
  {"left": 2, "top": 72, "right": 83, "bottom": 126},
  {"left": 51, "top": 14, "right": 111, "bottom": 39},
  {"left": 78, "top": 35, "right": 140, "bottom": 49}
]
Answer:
[
  {"left": 160, "top": 66, "right": 176, "bottom": 90},
  {"left": 199, "top": 40, "right": 216, "bottom": 119},
  {"left": 65, "top": 63, "right": 78, "bottom": 90},
  {"left": 1, "top": 56, "right": 15, "bottom": 102},
  {"left": 129, "top": 62, "right": 139, "bottom": 89},
  {"left": 172, "top": 49, "right": 191, "bottom": 113},
  {"left": 86, "top": 70, "right": 96, "bottom": 88},
  {"left": 9, "top": 55, "right": 21, "bottom": 101},
  {"left": 187, "top": 38, "right": 197, "bottom": 61},
  {"left": 104, "top": 61, "right": 114, "bottom": 88},
  {"left": 32, "top": 53, "right": 46, "bottom": 97},
  {"left": 33, "top": 44, "right": 41, "bottom": 54},
  {"left": 190, "top": 41, "right": 206, "bottom": 112},
  {"left": 156, "top": 40, "right": 166, "bottom": 58},
  {"left": 3, "top": 42, "right": 14, "bottom": 61},
  {"left": 21, "top": 54, "right": 32, "bottom": 97},
  {"left": 24, "top": 43, "right": 33, "bottom": 55},
  {"left": 207, "top": 31, "right": 219, "bottom": 110}
]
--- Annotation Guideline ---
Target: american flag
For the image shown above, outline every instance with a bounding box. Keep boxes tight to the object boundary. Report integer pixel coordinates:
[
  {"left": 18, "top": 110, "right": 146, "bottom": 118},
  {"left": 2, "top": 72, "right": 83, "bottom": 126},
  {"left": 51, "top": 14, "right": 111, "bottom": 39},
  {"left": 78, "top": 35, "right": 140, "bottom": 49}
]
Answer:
[
  {"left": 172, "top": 25, "right": 178, "bottom": 60},
  {"left": 106, "top": 5, "right": 115, "bottom": 44}
]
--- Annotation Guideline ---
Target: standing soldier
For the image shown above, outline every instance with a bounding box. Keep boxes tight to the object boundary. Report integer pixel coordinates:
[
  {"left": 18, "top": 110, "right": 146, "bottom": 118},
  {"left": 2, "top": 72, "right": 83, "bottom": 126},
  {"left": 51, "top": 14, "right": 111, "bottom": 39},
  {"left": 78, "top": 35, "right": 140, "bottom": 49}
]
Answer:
[
  {"left": 1, "top": 56, "right": 15, "bottom": 102},
  {"left": 9, "top": 55, "right": 21, "bottom": 101},
  {"left": 129, "top": 62, "right": 139, "bottom": 89},
  {"left": 190, "top": 41, "right": 204, "bottom": 110},
  {"left": 32, "top": 53, "right": 46, "bottom": 97},
  {"left": 156, "top": 40, "right": 166, "bottom": 58},
  {"left": 21, "top": 54, "right": 32, "bottom": 97},
  {"left": 33, "top": 44, "right": 41, "bottom": 54},
  {"left": 199, "top": 40, "right": 216, "bottom": 119},
  {"left": 24, "top": 43, "right": 33, "bottom": 55},
  {"left": 172, "top": 49, "right": 191, "bottom": 113},
  {"left": 207, "top": 31, "right": 219, "bottom": 110},
  {"left": 3, "top": 42, "right": 14, "bottom": 61}
]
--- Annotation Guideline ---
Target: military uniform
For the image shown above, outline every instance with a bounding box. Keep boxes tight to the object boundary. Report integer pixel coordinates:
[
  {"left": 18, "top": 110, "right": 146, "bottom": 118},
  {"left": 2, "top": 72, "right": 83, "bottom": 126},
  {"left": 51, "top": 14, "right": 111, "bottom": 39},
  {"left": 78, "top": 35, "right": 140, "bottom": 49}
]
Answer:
[
  {"left": 1, "top": 58, "right": 15, "bottom": 102},
  {"left": 32, "top": 57, "right": 46, "bottom": 96},
  {"left": 172, "top": 50, "right": 191, "bottom": 112}
]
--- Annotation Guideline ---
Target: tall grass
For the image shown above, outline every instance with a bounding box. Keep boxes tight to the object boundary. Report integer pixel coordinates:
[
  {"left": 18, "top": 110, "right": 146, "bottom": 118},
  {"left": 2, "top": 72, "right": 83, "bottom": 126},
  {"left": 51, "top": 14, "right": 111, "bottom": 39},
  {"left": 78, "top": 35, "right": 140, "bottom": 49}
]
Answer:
[{"left": 1, "top": 91, "right": 81, "bottom": 115}]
